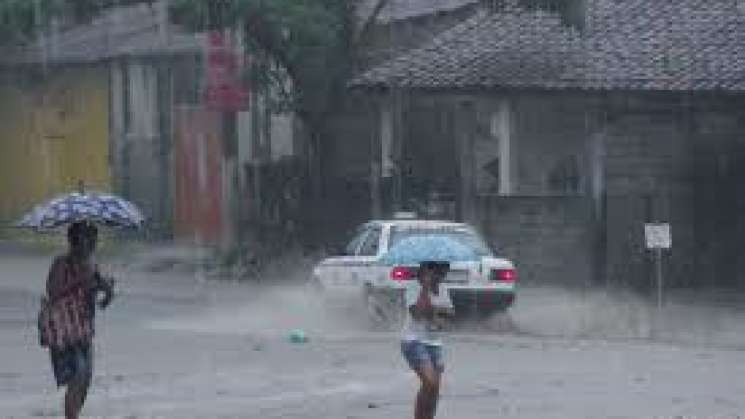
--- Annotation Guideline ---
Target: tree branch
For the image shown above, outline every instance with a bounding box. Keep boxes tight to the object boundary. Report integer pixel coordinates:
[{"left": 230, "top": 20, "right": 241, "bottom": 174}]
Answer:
[{"left": 354, "top": 0, "right": 391, "bottom": 46}]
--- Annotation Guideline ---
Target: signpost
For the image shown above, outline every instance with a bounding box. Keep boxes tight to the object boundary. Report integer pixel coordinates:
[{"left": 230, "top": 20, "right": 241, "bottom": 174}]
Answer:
[{"left": 644, "top": 223, "right": 671, "bottom": 310}]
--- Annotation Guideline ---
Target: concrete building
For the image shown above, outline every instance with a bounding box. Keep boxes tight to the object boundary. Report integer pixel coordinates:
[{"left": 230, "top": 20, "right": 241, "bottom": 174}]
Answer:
[{"left": 348, "top": 0, "right": 745, "bottom": 288}]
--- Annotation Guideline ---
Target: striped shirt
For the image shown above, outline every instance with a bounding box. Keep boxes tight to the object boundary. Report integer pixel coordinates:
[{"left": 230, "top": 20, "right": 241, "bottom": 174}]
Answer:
[{"left": 40, "top": 256, "right": 97, "bottom": 349}]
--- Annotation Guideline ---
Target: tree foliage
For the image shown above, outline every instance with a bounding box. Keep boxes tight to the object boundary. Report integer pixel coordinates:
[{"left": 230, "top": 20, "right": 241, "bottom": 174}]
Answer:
[
  {"left": 0, "top": 0, "right": 46, "bottom": 44},
  {"left": 0, "top": 0, "right": 386, "bottom": 127},
  {"left": 169, "top": 0, "right": 377, "bottom": 123}
]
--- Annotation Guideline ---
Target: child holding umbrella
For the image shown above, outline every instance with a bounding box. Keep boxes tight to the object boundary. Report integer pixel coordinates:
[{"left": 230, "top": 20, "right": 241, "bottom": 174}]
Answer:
[{"left": 401, "top": 260, "right": 455, "bottom": 419}]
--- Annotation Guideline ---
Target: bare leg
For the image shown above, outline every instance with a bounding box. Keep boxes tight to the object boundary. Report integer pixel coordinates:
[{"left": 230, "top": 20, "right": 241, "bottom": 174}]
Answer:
[
  {"left": 415, "top": 385, "right": 428, "bottom": 419},
  {"left": 64, "top": 374, "right": 90, "bottom": 419},
  {"left": 414, "top": 364, "right": 441, "bottom": 419},
  {"left": 427, "top": 371, "right": 442, "bottom": 418}
]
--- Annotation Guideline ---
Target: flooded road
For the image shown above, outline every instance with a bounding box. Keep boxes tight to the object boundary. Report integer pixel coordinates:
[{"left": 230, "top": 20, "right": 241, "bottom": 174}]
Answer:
[{"left": 3, "top": 251, "right": 745, "bottom": 418}]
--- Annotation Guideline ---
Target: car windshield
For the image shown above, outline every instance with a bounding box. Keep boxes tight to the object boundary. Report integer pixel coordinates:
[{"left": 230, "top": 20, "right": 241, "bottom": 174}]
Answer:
[{"left": 388, "top": 226, "right": 494, "bottom": 257}]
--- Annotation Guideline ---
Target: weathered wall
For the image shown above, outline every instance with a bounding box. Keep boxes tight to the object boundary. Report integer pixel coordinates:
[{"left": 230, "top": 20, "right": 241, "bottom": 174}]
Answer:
[
  {"left": 513, "top": 95, "right": 589, "bottom": 196},
  {"left": 110, "top": 60, "right": 172, "bottom": 236},
  {"left": 172, "top": 106, "right": 224, "bottom": 244},
  {"left": 476, "top": 196, "right": 595, "bottom": 285},
  {"left": 330, "top": 89, "right": 745, "bottom": 290},
  {"left": 0, "top": 67, "right": 111, "bottom": 222},
  {"left": 321, "top": 104, "right": 376, "bottom": 242},
  {"left": 603, "top": 99, "right": 695, "bottom": 289},
  {"left": 602, "top": 95, "right": 745, "bottom": 289},
  {"left": 470, "top": 94, "right": 596, "bottom": 285},
  {"left": 690, "top": 100, "right": 745, "bottom": 288}
]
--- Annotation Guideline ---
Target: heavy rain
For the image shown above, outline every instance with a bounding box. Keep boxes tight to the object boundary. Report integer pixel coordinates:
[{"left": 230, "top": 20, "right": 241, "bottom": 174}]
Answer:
[{"left": 2, "top": 0, "right": 745, "bottom": 418}]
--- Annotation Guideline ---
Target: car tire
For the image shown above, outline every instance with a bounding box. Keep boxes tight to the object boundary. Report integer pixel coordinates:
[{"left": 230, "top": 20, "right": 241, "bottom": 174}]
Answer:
[
  {"left": 483, "top": 310, "right": 515, "bottom": 333},
  {"left": 308, "top": 276, "right": 331, "bottom": 308},
  {"left": 364, "top": 288, "right": 383, "bottom": 330}
]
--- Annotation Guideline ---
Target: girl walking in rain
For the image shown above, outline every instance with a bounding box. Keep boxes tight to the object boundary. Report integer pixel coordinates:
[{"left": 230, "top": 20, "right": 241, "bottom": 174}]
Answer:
[
  {"left": 40, "top": 221, "right": 114, "bottom": 419},
  {"left": 401, "top": 261, "right": 455, "bottom": 419}
]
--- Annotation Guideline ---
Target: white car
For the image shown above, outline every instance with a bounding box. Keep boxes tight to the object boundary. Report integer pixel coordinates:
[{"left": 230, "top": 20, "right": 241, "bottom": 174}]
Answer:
[{"left": 312, "top": 217, "right": 517, "bottom": 327}]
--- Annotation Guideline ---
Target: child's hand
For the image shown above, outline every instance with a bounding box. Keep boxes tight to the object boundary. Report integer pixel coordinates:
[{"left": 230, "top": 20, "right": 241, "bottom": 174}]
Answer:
[
  {"left": 97, "top": 278, "right": 115, "bottom": 309},
  {"left": 431, "top": 311, "right": 452, "bottom": 331}
]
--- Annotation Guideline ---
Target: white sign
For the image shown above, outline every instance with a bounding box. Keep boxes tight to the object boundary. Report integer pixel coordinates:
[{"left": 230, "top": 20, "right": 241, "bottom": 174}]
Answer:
[{"left": 645, "top": 223, "right": 671, "bottom": 249}]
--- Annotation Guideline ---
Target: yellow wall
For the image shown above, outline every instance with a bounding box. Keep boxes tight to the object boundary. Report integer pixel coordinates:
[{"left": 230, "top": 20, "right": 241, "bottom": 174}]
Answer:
[{"left": 0, "top": 67, "right": 111, "bottom": 222}]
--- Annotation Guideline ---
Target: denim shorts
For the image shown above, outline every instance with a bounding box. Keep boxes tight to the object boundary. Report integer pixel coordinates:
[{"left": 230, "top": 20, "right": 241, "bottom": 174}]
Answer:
[
  {"left": 50, "top": 343, "right": 93, "bottom": 387},
  {"left": 401, "top": 340, "right": 445, "bottom": 373}
]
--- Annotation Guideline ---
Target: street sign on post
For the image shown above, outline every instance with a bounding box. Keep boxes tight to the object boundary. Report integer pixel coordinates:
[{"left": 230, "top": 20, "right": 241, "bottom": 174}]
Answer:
[
  {"left": 645, "top": 223, "right": 671, "bottom": 249},
  {"left": 645, "top": 223, "right": 671, "bottom": 310}
]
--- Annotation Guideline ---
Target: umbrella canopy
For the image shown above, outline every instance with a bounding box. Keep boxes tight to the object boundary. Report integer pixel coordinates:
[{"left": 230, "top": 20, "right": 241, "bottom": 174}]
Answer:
[
  {"left": 16, "top": 191, "right": 145, "bottom": 230},
  {"left": 381, "top": 235, "right": 480, "bottom": 266}
]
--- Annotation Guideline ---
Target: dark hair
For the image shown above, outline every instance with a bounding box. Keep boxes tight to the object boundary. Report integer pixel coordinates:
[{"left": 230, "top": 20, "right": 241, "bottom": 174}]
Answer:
[
  {"left": 419, "top": 260, "right": 450, "bottom": 273},
  {"left": 67, "top": 221, "right": 98, "bottom": 244}
]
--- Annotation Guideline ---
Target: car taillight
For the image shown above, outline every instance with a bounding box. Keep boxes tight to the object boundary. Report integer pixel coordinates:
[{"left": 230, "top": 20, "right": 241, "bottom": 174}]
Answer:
[
  {"left": 391, "top": 266, "right": 417, "bottom": 281},
  {"left": 492, "top": 268, "right": 517, "bottom": 283}
]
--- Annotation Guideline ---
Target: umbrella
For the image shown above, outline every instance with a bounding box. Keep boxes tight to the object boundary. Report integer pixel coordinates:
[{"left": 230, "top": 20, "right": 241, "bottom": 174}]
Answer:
[
  {"left": 381, "top": 235, "right": 480, "bottom": 266},
  {"left": 16, "top": 191, "right": 145, "bottom": 230}
]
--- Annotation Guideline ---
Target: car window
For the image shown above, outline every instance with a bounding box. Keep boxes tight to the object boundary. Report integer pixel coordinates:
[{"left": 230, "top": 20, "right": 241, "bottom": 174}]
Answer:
[
  {"left": 344, "top": 226, "right": 369, "bottom": 256},
  {"left": 389, "top": 226, "right": 494, "bottom": 256},
  {"left": 358, "top": 226, "right": 382, "bottom": 256}
]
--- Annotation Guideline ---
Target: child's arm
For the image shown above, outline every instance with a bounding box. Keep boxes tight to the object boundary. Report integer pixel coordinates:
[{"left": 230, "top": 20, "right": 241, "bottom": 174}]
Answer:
[
  {"left": 411, "top": 286, "right": 435, "bottom": 320},
  {"left": 93, "top": 270, "right": 115, "bottom": 309},
  {"left": 431, "top": 287, "right": 455, "bottom": 326}
]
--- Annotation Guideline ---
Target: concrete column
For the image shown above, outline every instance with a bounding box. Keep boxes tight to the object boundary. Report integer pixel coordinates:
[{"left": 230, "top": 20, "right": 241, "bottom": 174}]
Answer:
[
  {"left": 491, "top": 98, "right": 514, "bottom": 195},
  {"left": 455, "top": 100, "right": 477, "bottom": 223},
  {"left": 586, "top": 105, "right": 608, "bottom": 286},
  {"left": 392, "top": 91, "right": 405, "bottom": 212},
  {"left": 109, "top": 63, "right": 125, "bottom": 195},
  {"left": 379, "top": 95, "right": 396, "bottom": 215}
]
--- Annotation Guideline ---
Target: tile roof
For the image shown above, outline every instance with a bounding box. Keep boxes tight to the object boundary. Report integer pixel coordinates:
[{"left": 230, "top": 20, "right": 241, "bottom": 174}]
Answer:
[
  {"left": 352, "top": 0, "right": 745, "bottom": 92},
  {"left": 3, "top": 2, "right": 203, "bottom": 65},
  {"left": 357, "top": 0, "right": 478, "bottom": 23}
]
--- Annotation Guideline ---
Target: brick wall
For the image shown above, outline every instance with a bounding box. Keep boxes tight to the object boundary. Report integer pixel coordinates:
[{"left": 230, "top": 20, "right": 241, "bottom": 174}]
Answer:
[
  {"left": 476, "top": 195, "right": 595, "bottom": 285},
  {"left": 603, "top": 108, "right": 696, "bottom": 288},
  {"left": 603, "top": 97, "right": 745, "bottom": 289},
  {"left": 690, "top": 103, "right": 745, "bottom": 288},
  {"left": 513, "top": 95, "right": 590, "bottom": 196},
  {"left": 328, "top": 89, "right": 745, "bottom": 290}
]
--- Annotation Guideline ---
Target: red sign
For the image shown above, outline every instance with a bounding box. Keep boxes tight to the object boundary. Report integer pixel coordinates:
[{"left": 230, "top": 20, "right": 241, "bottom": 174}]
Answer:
[{"left": 204, "top": 31, "right": 249, "bottom": 111}]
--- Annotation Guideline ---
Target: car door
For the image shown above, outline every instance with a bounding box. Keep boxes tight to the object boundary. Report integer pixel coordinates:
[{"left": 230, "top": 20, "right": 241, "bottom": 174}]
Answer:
[{"left": 351, "top": 225, "right": 383, "bottom": 287}]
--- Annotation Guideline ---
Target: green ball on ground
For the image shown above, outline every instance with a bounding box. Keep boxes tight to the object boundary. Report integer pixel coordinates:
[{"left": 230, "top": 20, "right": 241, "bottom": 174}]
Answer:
[{"left": 288, "top": 329, "right": 308, "bottom": 343}]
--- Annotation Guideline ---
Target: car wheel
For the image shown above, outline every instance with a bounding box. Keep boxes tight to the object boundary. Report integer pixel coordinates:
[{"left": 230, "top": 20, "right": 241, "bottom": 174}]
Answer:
[
  {"left": 308, "top": 276, "right": 329, "bottom": 305},
  {"left": 364, "top": 288, "right": 385, "bottom": 329},
  {"left": 483, "top": 310, "right": 515, "bottom": 333}
]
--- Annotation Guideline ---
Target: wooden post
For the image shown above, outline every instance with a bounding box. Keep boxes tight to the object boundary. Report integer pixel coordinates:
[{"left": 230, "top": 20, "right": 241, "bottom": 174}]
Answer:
[
  {"left": 157, "top": 61, "right": 173, "bottom": 237},
  {"left": 249, "top": 63, "right": 263, "bottom": 226},
  {"left": 370, "top": 99, "right": 383, "bottom": 219},
  {"left": 221, "top": 111, "right": 239, "bottom": 252}
]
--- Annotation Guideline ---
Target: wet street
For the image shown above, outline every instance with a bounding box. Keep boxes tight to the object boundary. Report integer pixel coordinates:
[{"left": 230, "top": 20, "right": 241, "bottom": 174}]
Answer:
[{"left": 3, "top": 251, "right": 745, "bottom": 418}]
